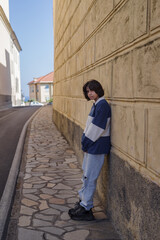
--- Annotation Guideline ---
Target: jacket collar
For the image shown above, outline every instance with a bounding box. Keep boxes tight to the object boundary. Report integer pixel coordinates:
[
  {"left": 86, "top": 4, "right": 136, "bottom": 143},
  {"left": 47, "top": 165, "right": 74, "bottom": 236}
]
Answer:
[{"left": 95, "top": 96, "right": 105, "bottom": 105}]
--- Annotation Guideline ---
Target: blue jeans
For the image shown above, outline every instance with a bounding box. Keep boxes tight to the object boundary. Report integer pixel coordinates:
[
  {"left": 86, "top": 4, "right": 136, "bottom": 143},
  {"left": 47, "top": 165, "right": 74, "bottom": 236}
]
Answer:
[{"left": 78, "top": 153, "right": 105, "bottom": 210}]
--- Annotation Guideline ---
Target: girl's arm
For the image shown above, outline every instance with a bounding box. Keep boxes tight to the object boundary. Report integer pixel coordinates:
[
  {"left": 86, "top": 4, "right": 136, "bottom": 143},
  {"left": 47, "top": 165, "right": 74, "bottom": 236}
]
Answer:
[{"left": 82, "top": 103, "right": 111, "bottom": 151}]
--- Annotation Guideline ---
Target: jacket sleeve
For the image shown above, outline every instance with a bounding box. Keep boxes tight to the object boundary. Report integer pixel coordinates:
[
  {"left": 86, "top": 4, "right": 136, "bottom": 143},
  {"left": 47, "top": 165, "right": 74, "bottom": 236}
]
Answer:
[{"left": 81, "top": 103, "right": 110, "bottom": 152}]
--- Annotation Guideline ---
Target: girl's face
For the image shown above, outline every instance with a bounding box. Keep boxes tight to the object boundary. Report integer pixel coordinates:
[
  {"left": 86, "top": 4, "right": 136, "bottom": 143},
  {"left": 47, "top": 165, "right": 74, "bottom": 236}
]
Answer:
[{"left": 86, "top": 87, "right": 99, "bottom": 102}]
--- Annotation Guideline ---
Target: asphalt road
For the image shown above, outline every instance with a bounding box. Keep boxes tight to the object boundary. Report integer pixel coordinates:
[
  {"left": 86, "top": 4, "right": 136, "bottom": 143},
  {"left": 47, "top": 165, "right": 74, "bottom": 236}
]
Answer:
[{"left": 0, "top": 106, "right": 40, "bottom": 199}]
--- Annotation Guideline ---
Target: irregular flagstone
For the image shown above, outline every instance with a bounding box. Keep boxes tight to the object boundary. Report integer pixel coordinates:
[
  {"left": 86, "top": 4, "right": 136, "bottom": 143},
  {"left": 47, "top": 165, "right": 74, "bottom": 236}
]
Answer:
[
  {"left": 31, "top": 172, "right": 42, "bottom": 177},
  {"left": 40, "top": 208, "right": 60, "bottom": 215},
  {"left": 18, "top": 228, "right": 44, "bottom": 240},
  {"left": 65, "top": 149, "right": 74, "bottom": 154},
  {"left": 50, "top": 179, "right": 62, "bottom": 184},
  {"left": 58, "top": 190, "right": 77, "bottom": 194},
  {"left": 65, "top": 174, "right": 82, "bottom": 179},
  {"left": 68, "top": 163, "right": 77, "bottom": 169},
  {"left": 34, "top": 214, "right": 53, "bottom": 221},
  {"left": 63, "top": 230, "right": 89, "bottom": 240},
  {"left": 22, "top": 189, "right": 37, "bottom": 194},
  {"left": 64, "top": 180, "right": 82, "bottom": 186},
  {"left": 25, "top": 176, "right": 41, "bottom": 182},
  {"left": 24, "top": 173, "right": 32, "bottom": 180},
  {"left": 39, "top": 200, "right": 49, "bottom": 210},
  {"left": 40, "top": 194, "right": 53, "bottom": 199},
  {"left": 8, "top": 106, "right": 121, "bottom": 240},
  {"left": 20, "top": 205, "right": 37, "bottom": 215},
  {"left": 26, "top": 164, "right": 37, "bottom": 168},
  {"left": 54, "top": 220, "right": 73, "bottom": 228},
  {"left": 64, "top": 227, "right": 75, "bottom": 231},
  {"left": 64, "top": 168, "right": 81, "bottom": 173},
  {"left": 21, "top": 198, "right": 39, "bottom": 207},
  {"left": 41, "top": 176, "right": 53, "bottom": 181},
  {"left": 67, "top": 197, "right": 79, "bottom": 204},
  {"left": 18, "top": 216, "right": 31, "bottom": 227},
  {"left": 60, "top": 212, "right": 70, "bottom": 221},
  {"left": 74, "top": 184, "right": 83, "bottom": 189},
  {"left": 47, "top": 183, "right": 55, "bottom": 188},
  {"left": 29, "top": 180, "right": 47, "bottom": 184},
  {"left": 23, "top": 193, "right": 39, "bottom": 201},
  {"left": 32, "top": 183, "right": 46, "bottom": 189},
  {"left": 49, "top": 197, "right": 65, "bottom": 205},
  {"left": 53, "top": 183, "right": 72, "bottom": 190},
  {"left": 25, "top": 168, "right": 32, "bottom": 173},
  {"left": 32, "top": 219, "right": 52, "bottom": 227},
  {"left": 49, "top": 204, "right": 70, "bottom": 212},
  {"left": 23, "top": 183, "right": 32, "bottom": 188},
  {"left": 39, "top": 226, "right": 65, "bottom": 236},
  {"left": 54, "top": 194, "right": 75, "bottom": 199},
  {"left": 38, "top": 159, "right": 50, "bottom": 163},
  {"left": 65, "top": 158, "right": 77, "bottom": 163},
  {"left": 37, "top": 164, "right": 49, "bottom": 168},
  {"left": 45, "top": 233, "right": 60, "bottom": 240},
  {"left": 41, "top": 188, "right": 57, "bottom": 195},
  {"left": 33, "top": 168, "right": 50, "bottom": 172}
]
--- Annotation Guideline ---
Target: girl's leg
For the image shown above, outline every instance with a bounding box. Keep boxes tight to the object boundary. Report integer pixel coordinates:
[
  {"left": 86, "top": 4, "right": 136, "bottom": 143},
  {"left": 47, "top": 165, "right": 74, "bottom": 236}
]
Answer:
[{"left": 78, "top": 153, "right": 105, "bottom": 210}]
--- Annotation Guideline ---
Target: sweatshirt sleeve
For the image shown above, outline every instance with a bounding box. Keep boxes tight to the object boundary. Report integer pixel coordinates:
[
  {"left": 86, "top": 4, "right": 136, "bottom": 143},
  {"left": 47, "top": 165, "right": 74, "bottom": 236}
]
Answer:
[{"left": 81, "top": 102, "right": 110, "bottom": 152}]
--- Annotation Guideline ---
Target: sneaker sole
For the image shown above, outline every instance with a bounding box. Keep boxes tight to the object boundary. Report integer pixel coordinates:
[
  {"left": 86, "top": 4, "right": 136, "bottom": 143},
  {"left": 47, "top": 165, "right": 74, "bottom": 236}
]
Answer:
[{"left": 70, "top": 215, "right": 95, "bottom": 221}]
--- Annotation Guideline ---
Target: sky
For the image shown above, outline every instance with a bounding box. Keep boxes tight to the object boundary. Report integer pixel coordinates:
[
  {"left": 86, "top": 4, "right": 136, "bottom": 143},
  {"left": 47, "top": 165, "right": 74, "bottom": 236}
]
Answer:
[{"left": 9, "top": 0, "right": 54, "bottom": 97}]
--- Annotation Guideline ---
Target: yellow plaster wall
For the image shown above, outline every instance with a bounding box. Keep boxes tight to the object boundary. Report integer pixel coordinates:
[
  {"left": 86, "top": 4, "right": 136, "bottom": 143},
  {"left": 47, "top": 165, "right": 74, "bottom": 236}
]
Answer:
[{"left": 53, "top": 0, "right": 160, "bottom": 186}]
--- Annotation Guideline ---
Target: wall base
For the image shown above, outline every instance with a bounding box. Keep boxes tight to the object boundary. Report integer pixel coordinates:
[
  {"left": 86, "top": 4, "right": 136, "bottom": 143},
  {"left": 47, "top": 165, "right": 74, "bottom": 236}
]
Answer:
[
  {"left": 108, "top": 152, "right": 160, "bottom": 240},
  {"left": 52, "top": 109, "right": 84, "bottom": 162},
  {"left": 0, "top": 94, "right": 11, "bottom": 109}
]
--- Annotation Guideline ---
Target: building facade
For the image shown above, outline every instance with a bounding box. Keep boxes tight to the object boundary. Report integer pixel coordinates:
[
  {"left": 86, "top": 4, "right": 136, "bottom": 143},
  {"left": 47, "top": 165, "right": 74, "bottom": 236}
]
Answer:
[
  {"left": 28, "top": 72, "right": 53, "bottom": 103},
  {"left": 53, "top": 0, "right": 160, "bottom": 239},
  {"left": 0, "top": 0, "right": 22, "bottom": 108}
]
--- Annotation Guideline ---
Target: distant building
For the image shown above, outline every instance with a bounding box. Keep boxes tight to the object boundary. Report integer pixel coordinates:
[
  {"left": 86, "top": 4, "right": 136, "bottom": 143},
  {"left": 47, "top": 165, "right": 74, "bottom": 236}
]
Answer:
[
  {"left": 28, "top": 72, "right": 53, "bottom": 103},
  {"left": 0, "top": 0, "right": 22, "bottom": 108}
]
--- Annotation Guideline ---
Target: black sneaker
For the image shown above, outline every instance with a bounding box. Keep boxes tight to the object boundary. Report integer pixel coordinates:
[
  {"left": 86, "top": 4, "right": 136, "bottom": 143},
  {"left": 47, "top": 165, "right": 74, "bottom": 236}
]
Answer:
[
  {"left": 68, "top": 200, "right": 81, "bottom": 216},
  {"left": 70, "top": 205, "right": 95, "bottom": 221}
]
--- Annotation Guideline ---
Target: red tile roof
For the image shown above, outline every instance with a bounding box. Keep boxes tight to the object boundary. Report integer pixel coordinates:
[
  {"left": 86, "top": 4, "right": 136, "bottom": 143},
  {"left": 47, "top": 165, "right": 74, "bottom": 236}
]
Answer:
[{"left": 28, "top": 72, "right": 54, "bottom": 85}]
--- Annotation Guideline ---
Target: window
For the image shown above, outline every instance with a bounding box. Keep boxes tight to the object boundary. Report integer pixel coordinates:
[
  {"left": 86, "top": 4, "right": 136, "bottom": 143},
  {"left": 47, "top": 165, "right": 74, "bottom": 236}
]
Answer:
[
  {"left": 31, "top": 86, "right": 34, "bottom": 93},
  {"left": 16, "top": 78, "right": 19, "bottom": 93}
]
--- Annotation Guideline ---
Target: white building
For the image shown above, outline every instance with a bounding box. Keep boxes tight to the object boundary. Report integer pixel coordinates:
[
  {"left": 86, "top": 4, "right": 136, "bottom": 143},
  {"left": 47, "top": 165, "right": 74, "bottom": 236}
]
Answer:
[
  {"left": 0, "top": 0, "right": 22, "bottom": 108},
  {"left": 28, "top": 72, "right": 53, "bottom": 103}
]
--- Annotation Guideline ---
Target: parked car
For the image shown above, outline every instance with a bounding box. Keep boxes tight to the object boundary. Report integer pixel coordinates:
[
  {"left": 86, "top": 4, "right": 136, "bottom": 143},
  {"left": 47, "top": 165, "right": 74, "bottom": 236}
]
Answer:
[
  {"left": 47, "top": 101, "right": 53, "bottom": 105},
  {"left": 30, "top": 101, "right": 44, "bottom": 106}
]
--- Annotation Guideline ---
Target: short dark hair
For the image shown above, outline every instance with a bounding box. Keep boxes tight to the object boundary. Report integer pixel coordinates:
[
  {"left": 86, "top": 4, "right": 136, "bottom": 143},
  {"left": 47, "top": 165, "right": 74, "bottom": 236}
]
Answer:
[{"left": 83, "top": 79, "right": 104, "bottom": 100}]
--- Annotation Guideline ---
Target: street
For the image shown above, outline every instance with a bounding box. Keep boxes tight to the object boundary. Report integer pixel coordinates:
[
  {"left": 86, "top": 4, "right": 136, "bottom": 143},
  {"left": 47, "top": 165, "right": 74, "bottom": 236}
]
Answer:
[{"left": 0, "top": 106, "right": 40, "bottom": 199}]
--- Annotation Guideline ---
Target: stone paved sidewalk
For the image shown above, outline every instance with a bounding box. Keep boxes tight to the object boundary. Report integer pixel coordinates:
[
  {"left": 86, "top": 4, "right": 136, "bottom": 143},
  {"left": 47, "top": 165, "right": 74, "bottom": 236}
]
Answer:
[{"left": 7, "top": 106, "right": 121, "bottom": 240}]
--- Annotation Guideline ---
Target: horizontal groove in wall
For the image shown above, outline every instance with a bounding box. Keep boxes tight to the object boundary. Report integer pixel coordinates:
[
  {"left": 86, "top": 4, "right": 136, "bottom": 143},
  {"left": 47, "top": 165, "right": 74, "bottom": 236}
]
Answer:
[
  {"left": 151, "top": 26, "right": 160, "bottom": 34},
  {"left": 54, "top": 30, "right": 160, "bottom": 75},
  {"left": 111, "top": 146, "right": 160, "bottom": 186},
  {"left": 53, "top": 106, "right": 85, "bottom": 129},
  {"left": 109, "top": 98, "right": 160, "bottom": 103},
  {"left": 56, "top": 0, "right": 71, "bottom": 34},
  {"left": 112, "top": 144, "right": 146, "bottom": 167},
  {"left": 56, "top": 0, "right": 126, "bottom": 43},
  {"left": 54, "top": 0, "right": 127, "bottom": 59},
  {"left": 55, "top": 0, "right": 96, "bottom": 51},
  {"left": 53, "top": 94, "right": 160, "bottom": 104},
  {"left": 56, "top": 0, "right": 81, "bottom": 41}
]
